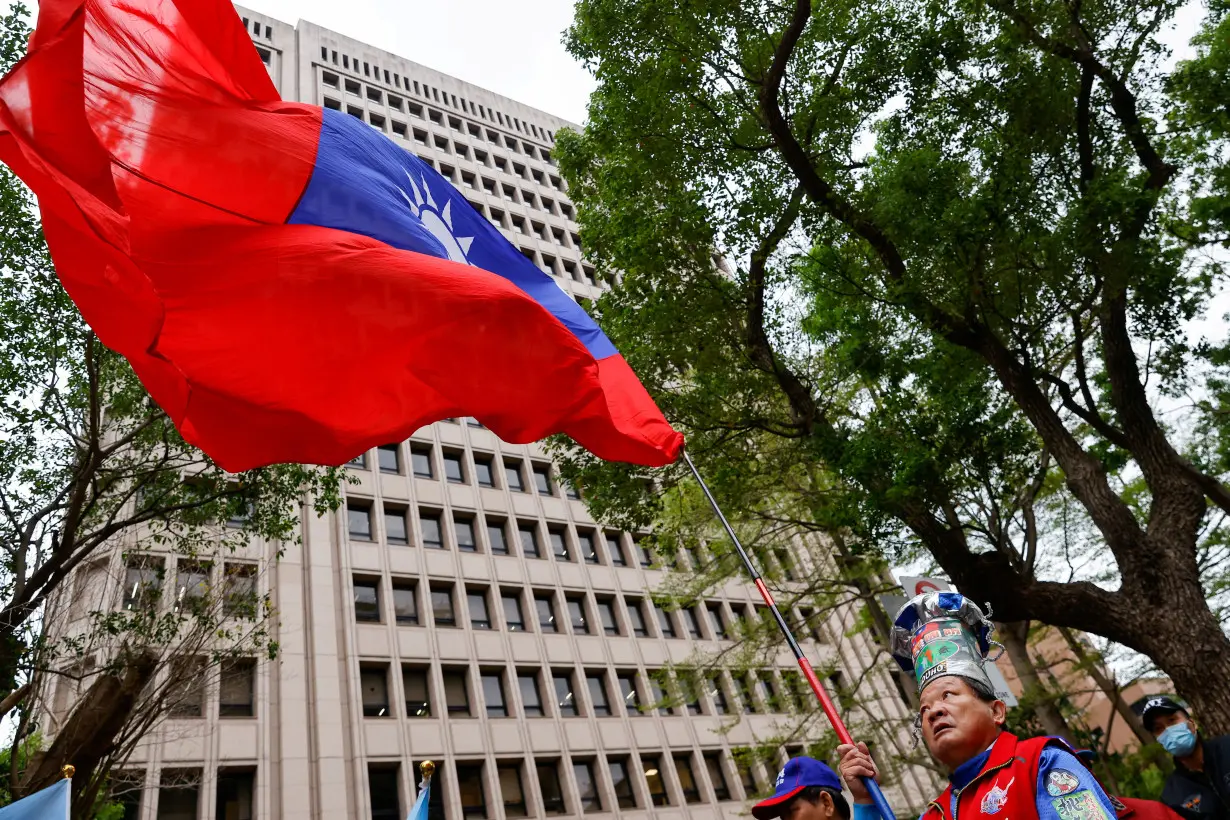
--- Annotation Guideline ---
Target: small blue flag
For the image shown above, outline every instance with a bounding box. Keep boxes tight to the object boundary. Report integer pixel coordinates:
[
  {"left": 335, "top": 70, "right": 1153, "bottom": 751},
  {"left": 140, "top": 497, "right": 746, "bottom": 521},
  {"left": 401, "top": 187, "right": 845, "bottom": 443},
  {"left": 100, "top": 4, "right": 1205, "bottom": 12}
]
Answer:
[
  {"left": 0, "top": 779, "right": 70, "bottom": 820},
  {"left": 406, "top": 776, "right": 430, "bottom": 820}
]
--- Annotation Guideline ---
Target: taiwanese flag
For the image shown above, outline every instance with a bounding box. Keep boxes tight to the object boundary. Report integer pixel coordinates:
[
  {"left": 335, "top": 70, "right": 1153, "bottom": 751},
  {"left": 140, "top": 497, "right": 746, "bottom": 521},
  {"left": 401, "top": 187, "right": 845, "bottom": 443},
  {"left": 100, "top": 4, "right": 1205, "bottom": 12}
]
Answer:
[{"left": 0, "top": 0, "right": 684, "bottom": 471}]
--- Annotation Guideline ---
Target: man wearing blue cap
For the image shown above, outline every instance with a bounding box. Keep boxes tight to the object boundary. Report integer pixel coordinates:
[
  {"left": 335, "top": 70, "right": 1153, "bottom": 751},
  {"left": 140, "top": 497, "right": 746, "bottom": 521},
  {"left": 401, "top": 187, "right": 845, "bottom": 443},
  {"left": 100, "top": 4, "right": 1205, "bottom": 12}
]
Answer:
[
  {"left": 752, "top": 757, "right": 852, "bottom": 820},
  {"left": 837, "top": 593, "right": 1119, "bottom": 820},
  {"left": 1136, "top": 695, "right": 1230, "bottom": 820}
]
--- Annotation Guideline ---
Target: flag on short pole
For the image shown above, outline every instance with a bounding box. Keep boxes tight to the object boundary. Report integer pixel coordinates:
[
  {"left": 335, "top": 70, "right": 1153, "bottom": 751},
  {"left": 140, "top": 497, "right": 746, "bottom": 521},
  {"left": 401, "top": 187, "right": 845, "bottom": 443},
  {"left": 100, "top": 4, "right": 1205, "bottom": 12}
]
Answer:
[
  {"left": 0, "top": 0, "right": 684, "bottom": 472},
  {"left": 0, "top": 777, "right": 70, "bottom": 820}
]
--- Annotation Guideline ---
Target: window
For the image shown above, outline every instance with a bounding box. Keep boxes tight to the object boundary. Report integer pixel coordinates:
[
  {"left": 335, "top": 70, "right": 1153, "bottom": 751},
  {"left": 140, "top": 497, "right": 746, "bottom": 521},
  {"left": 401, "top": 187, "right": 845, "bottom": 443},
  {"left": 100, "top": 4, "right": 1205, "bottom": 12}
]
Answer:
[
  {"left": 549, "top": 529, "right": 570, "bottom": 562},
  {"left": 537, "top": 762, "right": 565, "bottom": 815},
  {"left": 347, "top": 500, "right": 373, "bottom": 540},
  {"left": 683, "top": 606, "right": 704, "bottom": 639},
  {"left": 567, "top": 595, "right": 591, "bottom": 635},
  {"left": 467, "top": 589, "right": 492, "bottom": 629},
  {"left": 702, "top": 603, "right": 727, "bottom": 640},
  {"left": 443, "top": 669, "right": 472, "bottom": 716},
  {"left": 775, "top": 547, "right": 798, "bottom": 580},
  {"left": 553, "top": 671, "right": 579, "bottom": 716},
  {"left": 518, "top": 672, "right": 544, "bottom": 717},
  {"left": 386, "top": 582, "right": 417, "bottom": 625},
  {"left": 420, "top": 509, "right": 443, "bottom": 549},
  {"left": 649, "top": 674, "right": 671, "bottom": 716},
  {"left": 123, "top": 558, "right": 163, "bottom": 611},
  {"left": 456, "top": 763, "right": 487, "bottom": 817},
  {"left": 617, "top": 672, "right": 642, "bottom": 716},
  {"left": 379, "top": 504, "right": 409, "bottom": 544},
  {"left": 655, "top": 603, "right": 678, "bottom": 638},
  {"left": 219, "top": 659, "right": 255, "bottom": 717},
  {"left": 215, "top": 770, "right": 254, "bottom": 820},
  {"left": 573, "top": 761, "right": 602, "bottom": 812},
  {"left": 609, "top": 759, "right": 636, "bottom": 809},
  {"left": 323, "top": 97, "right": 342, "bottom": 111},
  {"left": 377, "top": 444, "right": 401, "bottom": 473},
  {"left": 535, "top": 593, "right": 559, "bottom": 632},
  {"left": 709, "top": 677, "right": 730, "bottom": 714},
  {"left": 157, "top": 770, "right": 200, "bottom": 820},
  {"left": 455, "top": 517, "right": 477, "bottom": 552},
  {"left": 532, "top": 464, "right": 553, "bottom": 495},
  {"left": 411, "top": 445, "right": 434, "bottom": 478},
  {"left": 174, "top": 562, "right": 209, "bottom": 613},
  {"left": 399, "top": 666, "right": 430, "bottom": 717},
  {"left": 643, "top": 757, "right": 669, "bottom": 806},
  {"left": 680, "top": 673, "right": 702, "bottom": 715},
  {"left": 563, "top": 480, "right": 581, "bottom": 500},
  {"left": 586, "top": 672, "right": 611, "bottom": 716},
  {"left": 504, "top": 460, "right": 525, "bottom": 491},
  {"left": 519, "top": 523, "right": 541, "bottom": 558},
  {"left": 360, "top": 666, "right": 390, "bottom": 717},
  {"left": 368, "top": 766, "right": 400, "bottom": 820},
  {"left": 675, "top": 755, "right": 703, "bottom": 803},
  {"left": 502, "top": 591, "right": 525, "bottom": 631},
  {"left": 706, "top": 752, "right": 732, "bottom": 800},
  {"left": 482, "top": 672, "right": 508, "bottom": 717},
  {"left": 168, "top": 657, "right": 205, "bottom": 718},
  {"left": 354, "top": 578, "right": 380, "bottom": 622},
  {"left": 442, "top": 451, "right": 466, "bottom": 484},
  {"left": 736, "top": 674, "right": 757, "bottom": 714},
  {"left": 474, "top": 455, "right": 495, "bottom": 487},
  {"left": 626, "top": 599, "right": 648, "bottom": 637},
  {"left": 596, "top": 599, "right": 619, "bottom": 636},
  {"left": 736, "top": 751, "right": 759, "bottom": 796},
  {"left": 498, "top": 764, "right": 527, "bottom": 817},
  {"left": 635, "top": 538, "right": 654, "bottom": 568},
  {"left": 487, "top": 521, "right": 509, "bottom": 555},
  {"left": 760, "top": 673, "right": 784, "bottom": 712},
  {"left": 578, "top": 531, "right": 599, "bottom": 564},
  {"left": 222, "top": 564, "right": 257, "bottom": 618},
  {"left": 606, "top": 533, "right": 627, "bottom": 566}
]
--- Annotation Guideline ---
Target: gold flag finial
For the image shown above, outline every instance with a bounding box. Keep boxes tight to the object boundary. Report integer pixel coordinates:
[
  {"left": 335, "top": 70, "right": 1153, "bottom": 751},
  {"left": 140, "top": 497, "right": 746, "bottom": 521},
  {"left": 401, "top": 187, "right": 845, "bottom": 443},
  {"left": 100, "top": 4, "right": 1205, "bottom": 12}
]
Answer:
[
  {"left": 419, "top": 760, "right": 435, "bottom": 782},
  {"left": 61, "top": 765, "right": 75, "bottom": 780}
]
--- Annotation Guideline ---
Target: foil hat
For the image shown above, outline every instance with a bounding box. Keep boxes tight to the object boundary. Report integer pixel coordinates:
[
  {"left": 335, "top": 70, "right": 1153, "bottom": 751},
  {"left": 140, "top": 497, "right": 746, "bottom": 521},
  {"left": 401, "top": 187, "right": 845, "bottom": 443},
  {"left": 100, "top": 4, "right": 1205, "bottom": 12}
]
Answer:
[{"left": 890, "top": 592, "right": 1000, "bottom": 694}]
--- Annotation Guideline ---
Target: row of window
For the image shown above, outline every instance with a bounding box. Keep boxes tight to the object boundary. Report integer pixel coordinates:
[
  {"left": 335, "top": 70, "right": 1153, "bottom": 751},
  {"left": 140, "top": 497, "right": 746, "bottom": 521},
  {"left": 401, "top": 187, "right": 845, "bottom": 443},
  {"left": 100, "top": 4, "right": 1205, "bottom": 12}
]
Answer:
[
  {"left": 164, "top": 658, "right": 258, "bottom": 719},
  {"left": 118, "top": 558, "right": 257, "bottom": 616},
  {"left": 106, "top": 767, "right": 252, "bottom": 820},
  {"left": 369, "top": 751, "right": 741, "bottom": 819},
  {"left": 349, "top": 443, "right": 576, "bottom": 497},
  {"left": 316, "top": 58, "right": 560, "bottom": 148},
  {"left": 357, "top": 661, "right": 837, "bottom": 723},
  {"left": 351, "top": 578, "right": 829, "bottom": 646},
  {"left": 344, "top": 497, "right": 806, "bottom": 583}
]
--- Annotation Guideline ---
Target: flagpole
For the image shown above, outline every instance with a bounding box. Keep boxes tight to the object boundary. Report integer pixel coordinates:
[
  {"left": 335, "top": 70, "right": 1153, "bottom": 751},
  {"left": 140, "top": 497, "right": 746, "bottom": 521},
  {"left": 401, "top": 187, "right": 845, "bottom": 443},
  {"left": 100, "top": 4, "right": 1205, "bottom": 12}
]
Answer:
[{"left": 681, "top": 450, "right": 897, "bottom": 820}]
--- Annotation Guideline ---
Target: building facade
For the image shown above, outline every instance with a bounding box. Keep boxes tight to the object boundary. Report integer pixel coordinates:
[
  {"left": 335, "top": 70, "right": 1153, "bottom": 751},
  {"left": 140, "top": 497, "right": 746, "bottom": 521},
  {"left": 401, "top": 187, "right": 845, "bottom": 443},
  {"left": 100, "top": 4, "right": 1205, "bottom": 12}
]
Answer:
[{"left": 39, "top": 9, "right": 942, "bottom": 819}]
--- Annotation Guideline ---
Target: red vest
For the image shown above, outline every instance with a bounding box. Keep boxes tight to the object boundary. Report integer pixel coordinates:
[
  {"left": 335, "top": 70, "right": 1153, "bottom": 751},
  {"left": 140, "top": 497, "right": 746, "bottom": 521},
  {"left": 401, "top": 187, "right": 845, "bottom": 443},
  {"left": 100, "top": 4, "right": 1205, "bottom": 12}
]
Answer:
[{"left": 922, "top": 733, "right": 1063, "bottom": 820}]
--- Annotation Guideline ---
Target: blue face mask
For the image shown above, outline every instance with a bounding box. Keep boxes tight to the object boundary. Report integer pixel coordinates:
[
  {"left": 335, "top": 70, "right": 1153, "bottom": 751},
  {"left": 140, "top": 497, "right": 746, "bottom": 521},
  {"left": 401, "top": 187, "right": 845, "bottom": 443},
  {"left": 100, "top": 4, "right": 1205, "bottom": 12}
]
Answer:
[{"left": 1159, "top": 721, "right": 1198, "bottom": 757}]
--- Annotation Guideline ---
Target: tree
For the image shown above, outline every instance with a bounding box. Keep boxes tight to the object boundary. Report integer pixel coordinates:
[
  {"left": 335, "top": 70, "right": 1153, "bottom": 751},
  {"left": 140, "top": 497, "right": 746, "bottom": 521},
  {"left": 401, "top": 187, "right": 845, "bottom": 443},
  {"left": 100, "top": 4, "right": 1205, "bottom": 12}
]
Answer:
[
  {"left": 0, "top": 4, "right": 344, "bottom": 804},
  {"left": 555, "top": 0, "right": 1230, "bottom": 728}
]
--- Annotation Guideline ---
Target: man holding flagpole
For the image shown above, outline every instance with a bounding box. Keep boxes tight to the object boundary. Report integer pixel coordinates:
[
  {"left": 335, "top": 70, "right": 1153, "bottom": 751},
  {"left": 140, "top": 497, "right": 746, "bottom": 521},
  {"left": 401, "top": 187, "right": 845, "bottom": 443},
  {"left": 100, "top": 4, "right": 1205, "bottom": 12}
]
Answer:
[{"left": 837, "top": 593, "right": 1119, "bottom": 820}]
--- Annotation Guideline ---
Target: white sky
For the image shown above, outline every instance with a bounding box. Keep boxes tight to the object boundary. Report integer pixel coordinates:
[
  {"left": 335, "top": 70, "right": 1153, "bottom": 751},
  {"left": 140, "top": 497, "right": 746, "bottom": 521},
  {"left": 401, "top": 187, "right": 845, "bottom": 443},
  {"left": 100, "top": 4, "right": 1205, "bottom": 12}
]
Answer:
[{"left": 244, "top": 0, "right": 597, "bottom": 124}]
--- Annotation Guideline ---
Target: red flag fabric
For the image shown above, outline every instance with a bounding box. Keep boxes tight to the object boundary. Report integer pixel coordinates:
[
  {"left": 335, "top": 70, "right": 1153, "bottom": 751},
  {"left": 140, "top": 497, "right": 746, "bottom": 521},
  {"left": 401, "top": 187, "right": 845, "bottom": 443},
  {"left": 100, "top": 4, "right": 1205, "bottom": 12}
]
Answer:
[{"left": 0, "top": 0, "right": 684, "bottom": 470}]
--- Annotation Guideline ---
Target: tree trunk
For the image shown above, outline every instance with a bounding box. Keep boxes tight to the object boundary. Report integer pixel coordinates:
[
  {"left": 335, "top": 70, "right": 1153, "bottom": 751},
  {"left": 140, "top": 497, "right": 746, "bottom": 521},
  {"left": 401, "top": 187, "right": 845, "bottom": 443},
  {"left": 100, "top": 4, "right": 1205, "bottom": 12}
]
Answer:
[
  {"left": 1056, "top": 627, "right": 1153, "bottom": 748},
  {"left": 999, "top": 620, "right": 1075, "bottom": 741}
]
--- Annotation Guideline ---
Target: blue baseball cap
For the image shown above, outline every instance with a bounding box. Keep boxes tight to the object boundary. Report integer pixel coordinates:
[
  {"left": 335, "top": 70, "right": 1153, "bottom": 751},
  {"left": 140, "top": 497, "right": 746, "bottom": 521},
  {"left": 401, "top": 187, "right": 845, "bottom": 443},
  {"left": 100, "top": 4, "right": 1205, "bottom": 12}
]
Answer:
[{"left": 752, "top": 757, "right": 843, "bottom": 819}]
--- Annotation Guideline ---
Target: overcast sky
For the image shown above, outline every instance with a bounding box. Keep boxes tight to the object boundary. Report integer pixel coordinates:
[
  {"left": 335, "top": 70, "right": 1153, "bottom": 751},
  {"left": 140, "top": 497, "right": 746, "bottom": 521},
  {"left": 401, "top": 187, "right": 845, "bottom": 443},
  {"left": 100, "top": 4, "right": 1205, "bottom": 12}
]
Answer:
[{"left": 244, "top": 0, "right": 597, "bottom": 125}]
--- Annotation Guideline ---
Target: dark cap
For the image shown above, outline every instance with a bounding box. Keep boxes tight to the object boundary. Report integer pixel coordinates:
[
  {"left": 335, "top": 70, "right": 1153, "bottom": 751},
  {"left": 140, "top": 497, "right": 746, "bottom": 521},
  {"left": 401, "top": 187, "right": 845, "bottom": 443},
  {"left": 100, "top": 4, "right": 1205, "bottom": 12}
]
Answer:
[
  {"left": 752, "top": 757, "right": 843, "bottom": 819},
  {"left": 1134, "top": 696, "right": 1187, "bottom": 729}
]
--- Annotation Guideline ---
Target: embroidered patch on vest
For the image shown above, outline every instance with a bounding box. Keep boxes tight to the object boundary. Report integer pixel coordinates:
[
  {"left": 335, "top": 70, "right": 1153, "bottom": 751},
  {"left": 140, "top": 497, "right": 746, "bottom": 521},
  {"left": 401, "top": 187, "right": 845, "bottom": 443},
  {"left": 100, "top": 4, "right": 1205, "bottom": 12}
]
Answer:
[
  {"left": 981, "top": 782, "right": 1011, "bottom": 814},
  {"left": 1047, "top": 769, "right": 1081, "bottom": 796},
  {"left": 1182, "top": 794, "right": 1202, "bottom": 811},
  {"left": 1053, "top": 790, "right": 1111, "bottom": 820}
]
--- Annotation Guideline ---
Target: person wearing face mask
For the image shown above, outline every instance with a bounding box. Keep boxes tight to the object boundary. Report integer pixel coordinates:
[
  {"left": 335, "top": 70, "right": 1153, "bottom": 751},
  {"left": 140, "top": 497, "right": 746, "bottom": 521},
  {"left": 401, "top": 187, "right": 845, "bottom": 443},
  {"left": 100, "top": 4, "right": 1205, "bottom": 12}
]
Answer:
[
  {"left": 1137, "top": 696, "right": 1230, "bottom": 820},
  {"left": 837, "top": 593, "right": 1118, "bottom": 820}
]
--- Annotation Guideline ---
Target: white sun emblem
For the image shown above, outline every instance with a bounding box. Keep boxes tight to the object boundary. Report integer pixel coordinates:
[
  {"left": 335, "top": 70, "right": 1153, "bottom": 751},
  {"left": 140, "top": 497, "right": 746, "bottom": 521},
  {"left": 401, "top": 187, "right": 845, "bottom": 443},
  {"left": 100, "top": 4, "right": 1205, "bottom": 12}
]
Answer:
[{"left": 399, "top": 169, "right": 475, "bottom": 264}]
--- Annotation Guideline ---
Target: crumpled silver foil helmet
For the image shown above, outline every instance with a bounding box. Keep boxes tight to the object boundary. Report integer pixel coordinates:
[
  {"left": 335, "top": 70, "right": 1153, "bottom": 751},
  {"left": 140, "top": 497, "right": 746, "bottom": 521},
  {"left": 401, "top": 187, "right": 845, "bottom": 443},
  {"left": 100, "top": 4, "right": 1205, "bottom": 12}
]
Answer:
[{"left": 890, "top": 592, "right": 1003, "bottom": 694}]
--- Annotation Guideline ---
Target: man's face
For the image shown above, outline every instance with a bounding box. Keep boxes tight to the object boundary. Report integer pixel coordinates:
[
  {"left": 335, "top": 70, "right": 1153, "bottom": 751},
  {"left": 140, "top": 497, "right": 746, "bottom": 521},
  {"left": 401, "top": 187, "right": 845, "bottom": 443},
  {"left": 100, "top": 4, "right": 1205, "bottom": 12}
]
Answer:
[
  {"left": 919, "top": 677, "right": 1006, "bottom": 770},
  {"left": 781, "top": 791, "right": 839, "bottom": 820},
  {"left": 1150, "top": 710, "right": 1191, "bottom": 737}
]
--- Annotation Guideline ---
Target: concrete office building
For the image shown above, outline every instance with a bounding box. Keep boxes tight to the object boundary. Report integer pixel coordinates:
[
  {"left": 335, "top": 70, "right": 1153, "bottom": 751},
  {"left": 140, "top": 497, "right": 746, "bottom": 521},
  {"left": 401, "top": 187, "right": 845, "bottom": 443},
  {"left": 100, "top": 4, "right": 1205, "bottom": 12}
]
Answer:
[{"left": 38, "top": 9, "right": 943, "bottom": 819}]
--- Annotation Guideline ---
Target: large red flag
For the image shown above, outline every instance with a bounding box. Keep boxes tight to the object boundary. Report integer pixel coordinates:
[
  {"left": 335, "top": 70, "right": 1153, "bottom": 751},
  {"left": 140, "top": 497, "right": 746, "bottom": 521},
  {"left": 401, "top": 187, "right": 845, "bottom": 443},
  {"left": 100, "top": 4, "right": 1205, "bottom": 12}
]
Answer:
[{"left": 0, "top": 0, "right": 684, "bottom": 471}]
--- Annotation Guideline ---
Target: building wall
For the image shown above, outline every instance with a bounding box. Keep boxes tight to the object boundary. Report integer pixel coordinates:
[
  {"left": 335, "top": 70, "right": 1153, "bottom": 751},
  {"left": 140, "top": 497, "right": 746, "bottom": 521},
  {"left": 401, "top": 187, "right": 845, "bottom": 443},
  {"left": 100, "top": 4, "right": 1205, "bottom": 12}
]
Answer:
[{"left": 37, "top": 8, "right": 945, "bottom": 819}]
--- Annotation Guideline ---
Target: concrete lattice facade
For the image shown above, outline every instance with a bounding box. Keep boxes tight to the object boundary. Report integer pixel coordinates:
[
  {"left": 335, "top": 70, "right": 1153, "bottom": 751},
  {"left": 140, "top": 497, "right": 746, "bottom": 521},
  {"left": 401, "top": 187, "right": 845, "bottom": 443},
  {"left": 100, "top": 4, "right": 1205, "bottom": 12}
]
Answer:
[{"left": 39, "top": 8, "right": 944, "bottom": 819}]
